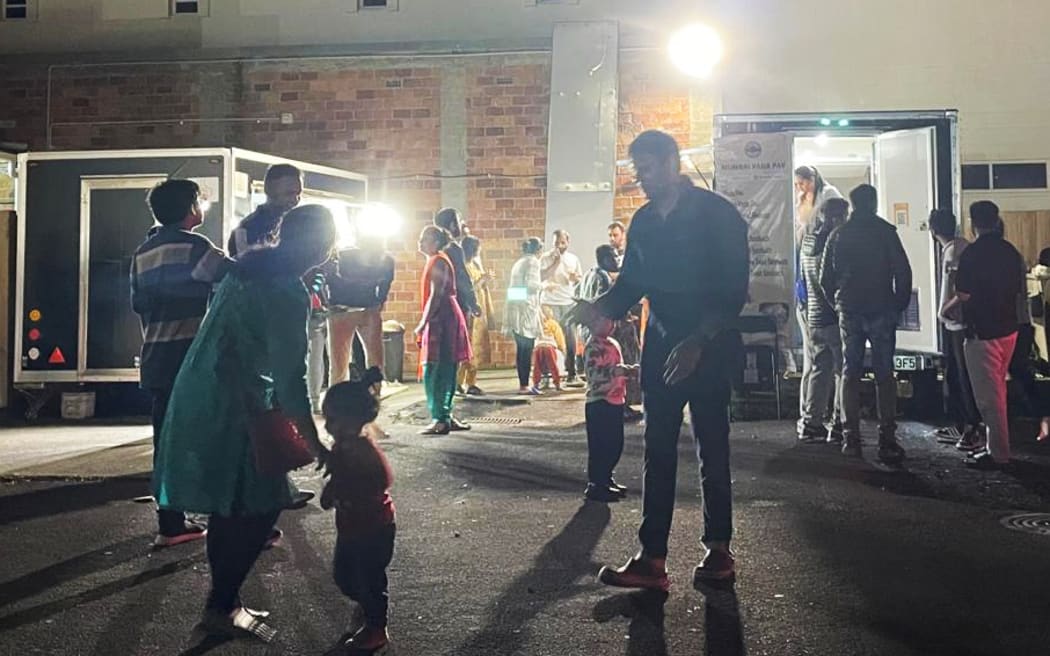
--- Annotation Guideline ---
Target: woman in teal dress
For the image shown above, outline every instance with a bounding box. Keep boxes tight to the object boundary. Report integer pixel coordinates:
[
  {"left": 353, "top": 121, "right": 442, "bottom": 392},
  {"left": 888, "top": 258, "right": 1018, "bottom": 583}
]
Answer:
[{"left": 153, "top": 204, "right": 335, "bottom": 638}]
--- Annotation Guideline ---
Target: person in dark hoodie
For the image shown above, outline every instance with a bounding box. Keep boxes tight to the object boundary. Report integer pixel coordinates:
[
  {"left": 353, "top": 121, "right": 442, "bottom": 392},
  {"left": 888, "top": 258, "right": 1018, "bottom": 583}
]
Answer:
[
  {"left": 797, "top": 197, "right": 849, "bottom": 444},
  {"left": 820, "top": 184, "right": 912, "bottom": 464}
]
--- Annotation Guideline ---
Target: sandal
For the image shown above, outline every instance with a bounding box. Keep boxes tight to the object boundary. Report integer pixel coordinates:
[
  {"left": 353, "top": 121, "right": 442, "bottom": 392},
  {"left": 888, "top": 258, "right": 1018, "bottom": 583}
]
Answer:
[{"left": 421, "top": 422, "right": 450, "bottom": 435}]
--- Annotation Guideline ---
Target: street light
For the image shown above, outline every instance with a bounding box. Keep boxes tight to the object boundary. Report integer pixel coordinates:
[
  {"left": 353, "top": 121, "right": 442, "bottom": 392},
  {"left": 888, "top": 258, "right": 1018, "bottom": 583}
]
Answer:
[{"left": 668, "top": 22, "right": 724, "bottom": 79}]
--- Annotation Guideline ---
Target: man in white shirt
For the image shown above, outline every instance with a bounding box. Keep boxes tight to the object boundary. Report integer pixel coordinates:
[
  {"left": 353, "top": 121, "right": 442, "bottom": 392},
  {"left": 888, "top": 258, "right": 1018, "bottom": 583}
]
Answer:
[{"left": 541, "top": 229, "right": 584, "bottom": 385}]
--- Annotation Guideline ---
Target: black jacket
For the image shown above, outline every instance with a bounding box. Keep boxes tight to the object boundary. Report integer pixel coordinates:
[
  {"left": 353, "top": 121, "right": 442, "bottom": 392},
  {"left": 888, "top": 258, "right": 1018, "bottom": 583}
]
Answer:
[
  {"left": 820, "top": 211, "right": 912, "bottom": 316},
  {"left": 800, "top": 230, "right": 836, "bottom": 328},
  {"left": 444, "top": 241, "right": 479, "bottom": 315}
]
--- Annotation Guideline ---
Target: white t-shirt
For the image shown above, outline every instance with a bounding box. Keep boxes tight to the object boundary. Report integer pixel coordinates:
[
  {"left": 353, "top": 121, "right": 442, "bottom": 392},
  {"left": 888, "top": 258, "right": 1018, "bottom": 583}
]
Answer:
[
  {"left": 939, "top": 237, "right": 970, "bottom": 332},
  {"left": 540, "top": 250, "right": 582, "bottom": 306}
]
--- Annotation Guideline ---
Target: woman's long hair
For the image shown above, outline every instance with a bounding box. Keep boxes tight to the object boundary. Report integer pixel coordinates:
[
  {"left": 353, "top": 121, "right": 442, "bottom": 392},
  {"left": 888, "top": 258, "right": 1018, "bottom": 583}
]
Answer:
[
  {"left": 795, "top": 165, "right": 826, "bottom": 200},
  {"left": 238, "top": 204, "right": 336, "bottom": 278}
]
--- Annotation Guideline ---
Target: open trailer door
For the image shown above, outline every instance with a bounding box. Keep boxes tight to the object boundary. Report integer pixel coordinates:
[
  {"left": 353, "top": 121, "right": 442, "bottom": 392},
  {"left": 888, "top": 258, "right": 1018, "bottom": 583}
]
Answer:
[{"left": 873, "top": 127, "right": 939, "bottom": 360}]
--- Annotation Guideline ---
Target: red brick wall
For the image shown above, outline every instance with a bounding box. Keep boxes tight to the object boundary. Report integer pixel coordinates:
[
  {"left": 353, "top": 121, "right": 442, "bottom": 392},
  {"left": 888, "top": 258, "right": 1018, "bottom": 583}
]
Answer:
[
  {"left": 464, "top": 61, "right": 550, "bottom": 368},
  {"left": 0, "top": 53, "right": 713, "bottom": 376}
]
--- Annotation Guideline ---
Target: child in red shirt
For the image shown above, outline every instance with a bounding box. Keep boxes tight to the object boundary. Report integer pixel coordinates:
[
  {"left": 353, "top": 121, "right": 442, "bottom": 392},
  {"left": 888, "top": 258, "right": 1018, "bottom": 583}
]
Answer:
[
  {"left": 321, "top": 367, "right": 395, "bottom": 652},
  {"left": 583, "top": 316, "right": 639, "bottom": 502}
]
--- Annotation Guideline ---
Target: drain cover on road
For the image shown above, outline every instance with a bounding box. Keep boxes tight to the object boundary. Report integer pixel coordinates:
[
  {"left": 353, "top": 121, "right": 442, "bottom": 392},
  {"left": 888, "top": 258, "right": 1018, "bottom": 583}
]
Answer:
[
  {"left": 1001, "top": 513, "right": 1050, "bottom": 536},
  {"left": 469, "top": 416, "right": 523, "bottom": 425}
]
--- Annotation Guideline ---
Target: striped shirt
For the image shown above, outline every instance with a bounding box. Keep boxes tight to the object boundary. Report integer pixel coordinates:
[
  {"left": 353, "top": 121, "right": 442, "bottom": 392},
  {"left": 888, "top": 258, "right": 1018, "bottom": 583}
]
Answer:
[
  {"left": 130, "top": 226, "right": 231, "bottom": 390},
  {"left": 227, "top": 204, "right": 283, "bottom": 259}
]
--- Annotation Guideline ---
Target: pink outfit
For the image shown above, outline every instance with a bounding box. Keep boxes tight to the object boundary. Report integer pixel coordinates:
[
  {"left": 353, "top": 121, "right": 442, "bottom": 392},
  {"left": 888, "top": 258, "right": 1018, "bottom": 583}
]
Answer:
[{"left": 419, "top": 253, "right": 473, "bottom": 365}]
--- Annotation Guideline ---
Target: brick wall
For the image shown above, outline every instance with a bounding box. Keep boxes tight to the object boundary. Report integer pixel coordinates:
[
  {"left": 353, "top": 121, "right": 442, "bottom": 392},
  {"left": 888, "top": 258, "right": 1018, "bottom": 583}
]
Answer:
[
  {"left": 0, "top": 53, "right": 714, "bottom": 376},
  {"left": 614, "top": 52, "right": 717, "bottom": 224}
]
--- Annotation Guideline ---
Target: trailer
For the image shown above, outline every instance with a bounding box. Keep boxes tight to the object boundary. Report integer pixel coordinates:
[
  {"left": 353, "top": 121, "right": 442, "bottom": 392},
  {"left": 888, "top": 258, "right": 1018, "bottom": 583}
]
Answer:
[
  {"left": 712, "top": 110, "right": 960, "bottom": 416},
  {"left": 12, "top": 147, "right": 367, "bottom": 418}
]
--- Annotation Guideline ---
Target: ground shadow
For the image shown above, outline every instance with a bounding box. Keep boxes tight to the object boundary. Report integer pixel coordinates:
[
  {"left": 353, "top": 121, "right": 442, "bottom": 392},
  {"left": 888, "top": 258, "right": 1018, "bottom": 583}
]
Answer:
[
  {"left": 0, "top": 551, "right": 205, "bottom": 632},
  {"left": 448, "top": 502, "right": 611, "bottom": 655},
  {"left": 0, "top": 534, "right": 153, "bottom": 609},
  {"left": 593, "top": 590, "right": 669, "bottom": 656},
  {"left": 175, "top": 634, "right": 232, "bottom": 656},
  {"left": 695, "top": 579, "right": 746, "bottom": 656},
  {"left": 761, "top": 445, "right": 938, "bottom": 501},
  {"left": 0, "top": 477, "right": 147, "bottom": 526},
  {"left": 441, "top": 448, "right": 585, "bottom": 494}
]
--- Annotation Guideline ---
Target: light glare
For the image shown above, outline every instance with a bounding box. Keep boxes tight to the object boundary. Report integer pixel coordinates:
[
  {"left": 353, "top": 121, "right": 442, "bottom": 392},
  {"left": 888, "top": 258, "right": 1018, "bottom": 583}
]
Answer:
[{"left": 668, "top": 23, "right": 724, "bottom": 79}]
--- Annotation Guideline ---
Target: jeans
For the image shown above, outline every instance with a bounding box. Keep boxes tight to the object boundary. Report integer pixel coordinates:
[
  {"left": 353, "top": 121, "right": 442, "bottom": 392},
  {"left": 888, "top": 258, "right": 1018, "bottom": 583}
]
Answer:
[
  {"left": 638, "top": 331, "right": 737, "bottom": 556},
  {"left": 306, "top": 313, "right": 328, "bottom": 413},
  {"left": 548, "top": 305, "right": 578, "bottom": 379},
  {"left": 965, "top": 332, "right": 1018, "bottom": 463},
  {"left": 801, "top": 322, "right": 843, "bottom": 430},
  {"left": 333, "top": 524, "right": 396, "bottom": 629},
  {"left": 206, "top": 511, "right": 281, "bottom": 613},
  {"left": 423, "top": 361, "right": 458, "bottom": 422},
  {"left": 840, "top": 311, "right": 898, "bottom": 439},
  {"left": 151, "top": 388, "right": 188, "bottom": 536},
  {"left": 513, "top": 333, "right": 535, "bottom": 388},
  {"left": 796, "top": 305, "right": 814, "bottom": 423},
  {"left": 585, "top": 400, "right": 625, "bottom": 486},
  {"left": 943, "top": 327, "right": 981, "bottom": 428}
]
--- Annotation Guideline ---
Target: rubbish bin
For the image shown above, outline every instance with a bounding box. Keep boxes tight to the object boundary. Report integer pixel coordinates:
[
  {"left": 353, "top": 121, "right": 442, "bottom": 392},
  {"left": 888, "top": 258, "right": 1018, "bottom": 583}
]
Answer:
[{"left": 382, "top": 320, "right": 406, "bottom": 382}]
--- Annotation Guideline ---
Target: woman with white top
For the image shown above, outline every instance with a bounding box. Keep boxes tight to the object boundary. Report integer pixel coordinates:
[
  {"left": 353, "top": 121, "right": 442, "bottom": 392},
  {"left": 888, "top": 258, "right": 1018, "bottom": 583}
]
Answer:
[{"left": 504, "top": 237, "right": 545, "bottom": 394}]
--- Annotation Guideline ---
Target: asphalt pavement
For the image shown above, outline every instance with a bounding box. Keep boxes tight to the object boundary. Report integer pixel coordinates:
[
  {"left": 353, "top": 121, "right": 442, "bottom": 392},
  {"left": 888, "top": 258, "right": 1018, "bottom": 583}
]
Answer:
[{"left": 1, "top": 376, "right": 1050, "bottom": 656}]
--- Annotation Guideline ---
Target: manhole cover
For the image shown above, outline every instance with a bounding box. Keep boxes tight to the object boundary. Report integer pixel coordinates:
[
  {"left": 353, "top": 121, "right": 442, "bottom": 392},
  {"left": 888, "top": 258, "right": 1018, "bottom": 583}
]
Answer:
[
  {"left": 1001, "top": 513, "right": 1050, "bottom": 536},
  {"left": 469, "top": 416, "right": 523, "bottom": 425}
]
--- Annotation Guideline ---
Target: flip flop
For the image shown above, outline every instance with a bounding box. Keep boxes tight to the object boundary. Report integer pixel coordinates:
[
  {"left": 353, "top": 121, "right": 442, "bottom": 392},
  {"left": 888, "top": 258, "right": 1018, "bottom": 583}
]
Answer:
[{"left": 421, "top": 423, "right": 450, "bottom": 435}]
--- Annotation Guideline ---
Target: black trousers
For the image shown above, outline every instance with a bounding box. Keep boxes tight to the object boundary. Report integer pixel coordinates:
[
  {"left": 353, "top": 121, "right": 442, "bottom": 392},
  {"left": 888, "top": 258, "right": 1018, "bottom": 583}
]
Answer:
[
  {"left": 638, "top": 331, "right": 737, "bottom": 556},
  {"left": 1009, "top": 323, "right": 1041, "bottom": 415},
  {"left": 943, "top": 327, "right": 981, "bottom": 428},
  {"left": 585, "top": 400, "right": 625, "bottom": 485},
  {"left": 205, "top": 511, "right": 281, "bottom": 613},
  {"left": 514, "top": 333, "right": 535, "bottom": 388},
  {"left": 333, "top": 523, "right": 396, "bottom": 628},
  {"left": 151, "top": 387, "right": 188, "bottom": 536}
]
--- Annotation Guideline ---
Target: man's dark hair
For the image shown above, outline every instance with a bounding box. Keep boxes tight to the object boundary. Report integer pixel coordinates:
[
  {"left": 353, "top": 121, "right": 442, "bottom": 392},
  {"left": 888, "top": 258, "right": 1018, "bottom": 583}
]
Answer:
[
  {"left": 522, "top": 237, "right": 543, "bottom": 255},
  {"left": 434, "top": 208, "right": 460, "bottom": 234},
  {"left": 462, "top": 234, "right": 480, "bottom": 261},
  {"left": 818, "top": 197, "right": 850, "bottom": 229},
  {"left": 849, "top": 184, "right": 878, "bottom": 214},
  {"left": 970, "top": 200, "right": 1001, "bottom": 232},
  {"left": 264, "top": 163, "right": 302, "bottom": 188},
  {"left": 552, "top": 229, "right": 570, "bottom": 242},
  {"left": 608, "top": 220, "right": 626, "bottom": 232},
  {"left": 929, "top": 208, "right": 957, "bottom": 239},
  {"left": 628, "top": 130, "right": 680, "bottom": 164},
  {"left": 147, "top": 179, "right": 200, "bottom": 226},
  {"left": 595, "top": 244, "right": 617, "bottom": 266},
  {"left": 1039, "top": 247, "right": 1050, "bottom": 267},
  {"left": 423, "top": 225, "right": 452, "bottom": 250}
]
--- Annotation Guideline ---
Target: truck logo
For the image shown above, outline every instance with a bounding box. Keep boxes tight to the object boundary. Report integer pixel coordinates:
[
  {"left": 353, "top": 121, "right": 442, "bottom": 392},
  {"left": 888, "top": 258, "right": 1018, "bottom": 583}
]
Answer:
[{"left": 745, "top": 141, "right": 763, "bottom": 158}]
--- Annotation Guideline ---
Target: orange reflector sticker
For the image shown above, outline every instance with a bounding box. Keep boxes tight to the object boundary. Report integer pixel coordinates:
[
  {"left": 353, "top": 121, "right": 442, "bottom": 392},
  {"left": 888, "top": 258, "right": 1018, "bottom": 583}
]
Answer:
[
  {"left": 28, "top": 309, "right": 41, "bottom": 322},
  {"left": 48, "top": 347, "right": 65, "bottom": 364}
]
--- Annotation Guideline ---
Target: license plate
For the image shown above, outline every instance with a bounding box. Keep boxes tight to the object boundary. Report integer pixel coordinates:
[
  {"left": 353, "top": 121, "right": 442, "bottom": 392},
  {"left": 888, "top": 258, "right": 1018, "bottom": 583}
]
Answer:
[{"left": 894, "top": 355, "right": 918, "bottom": 371}]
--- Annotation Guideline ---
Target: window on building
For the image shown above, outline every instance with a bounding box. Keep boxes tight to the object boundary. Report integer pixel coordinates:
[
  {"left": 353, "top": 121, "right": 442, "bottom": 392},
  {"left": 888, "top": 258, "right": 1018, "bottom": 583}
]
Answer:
[
  {"left": 360, "top": 0, "right": 397, "bottom": 9},
  {"left": 171, "top": 0, "right": 200, "bottom": 15},
  {"left": 524, "top": 0, "right": 581, "bottom": 5},
  {"left": 3, "top": 0, "right": 29, "bottom": 20},
  {"left": 962, "top": 164, "right": 991, "bottom": 190},
  {"left": 963, "top": 162, "right": 1048, "bottom": 190}
]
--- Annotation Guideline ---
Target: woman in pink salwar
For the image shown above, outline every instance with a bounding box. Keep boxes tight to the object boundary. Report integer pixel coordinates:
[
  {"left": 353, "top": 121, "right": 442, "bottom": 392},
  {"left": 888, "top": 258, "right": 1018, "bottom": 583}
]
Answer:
[{"left": 414, "top": 226, "right": 473, "bottom": 435}]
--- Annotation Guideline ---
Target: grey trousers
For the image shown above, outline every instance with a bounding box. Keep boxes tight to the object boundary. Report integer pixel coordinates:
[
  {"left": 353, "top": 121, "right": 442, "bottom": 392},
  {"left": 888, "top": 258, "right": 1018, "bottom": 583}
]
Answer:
[
  {"left": 964, "top": 332, "right": 1017, "bottom": 463},
  {"left": 307, "top": 313, "right": 328, "bottom": 413},
  {"left": 801, "top": 322, "right": 843, "bottom": 430},
  {"left": 796, "top": 305, "right": 814, "bottom": 428}
]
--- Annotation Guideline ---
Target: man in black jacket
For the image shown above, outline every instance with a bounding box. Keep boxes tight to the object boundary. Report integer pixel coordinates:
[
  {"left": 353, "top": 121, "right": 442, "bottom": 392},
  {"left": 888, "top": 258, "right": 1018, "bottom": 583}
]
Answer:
[
  {"left": 820, "top": 184, "right": 912, "bottom": 463},
  {"left": 571, "top": 130, "right": 749, "bottom": 585}
]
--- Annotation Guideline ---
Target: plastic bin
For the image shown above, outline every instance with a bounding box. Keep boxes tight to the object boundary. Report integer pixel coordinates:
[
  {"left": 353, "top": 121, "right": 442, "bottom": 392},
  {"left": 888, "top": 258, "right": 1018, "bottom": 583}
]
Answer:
[
  {"left": 61, "top": 392, "right": 96, "bottom": 420},
  {"left": 382, "top": 320, "right": 405, "bottom": 383}
]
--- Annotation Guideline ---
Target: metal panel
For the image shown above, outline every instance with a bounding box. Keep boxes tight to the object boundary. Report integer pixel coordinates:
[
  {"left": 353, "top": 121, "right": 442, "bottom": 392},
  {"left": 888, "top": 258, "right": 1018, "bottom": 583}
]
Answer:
[
  {"left": 79, "top": 176, "right": 167, "bottom": 381},
  {"left": 544, "top": 21, "right": 618, "bottom": 253}
]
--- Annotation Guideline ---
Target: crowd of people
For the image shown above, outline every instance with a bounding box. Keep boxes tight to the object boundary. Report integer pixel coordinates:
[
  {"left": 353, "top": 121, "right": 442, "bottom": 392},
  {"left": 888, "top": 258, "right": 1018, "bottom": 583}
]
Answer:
[
  {"left": 127, "top": 128, "right": 1044, "bottom": 651},
  {"left": 793, "top": 167, "right": 1038, "bottom": 471}
]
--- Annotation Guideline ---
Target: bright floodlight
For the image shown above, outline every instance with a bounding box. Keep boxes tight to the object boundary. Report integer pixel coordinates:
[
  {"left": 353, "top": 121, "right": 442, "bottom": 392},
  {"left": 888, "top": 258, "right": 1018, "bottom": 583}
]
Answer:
[
  {"left": 668, "top": 23, "right": 723, "bottom": 79},
  {"left": 357, "top": 202, "right": 403, "bottom": 239}
]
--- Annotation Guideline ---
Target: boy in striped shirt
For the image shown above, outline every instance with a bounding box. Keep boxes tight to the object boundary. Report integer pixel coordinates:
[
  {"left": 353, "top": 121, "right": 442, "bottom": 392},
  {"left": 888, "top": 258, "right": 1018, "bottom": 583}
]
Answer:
[{"left": 131, "top": 179, "right": 231, "bottom": 548}]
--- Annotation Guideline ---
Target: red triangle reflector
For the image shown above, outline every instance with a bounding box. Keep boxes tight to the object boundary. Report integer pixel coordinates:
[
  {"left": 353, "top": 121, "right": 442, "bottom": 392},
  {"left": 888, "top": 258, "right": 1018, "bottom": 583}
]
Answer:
[{"left": 48, "top": 348, "right": 66, "bottom": 364}]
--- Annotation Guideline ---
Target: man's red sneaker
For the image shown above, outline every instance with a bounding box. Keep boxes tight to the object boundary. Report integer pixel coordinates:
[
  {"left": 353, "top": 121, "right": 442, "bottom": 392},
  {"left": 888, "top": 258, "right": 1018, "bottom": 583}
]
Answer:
[
  {"left": 693, "top": 548, "right": 735, "bottom": 583},
  {"left": 598, "top": 554, "right": 670, "bottom": 592}
]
